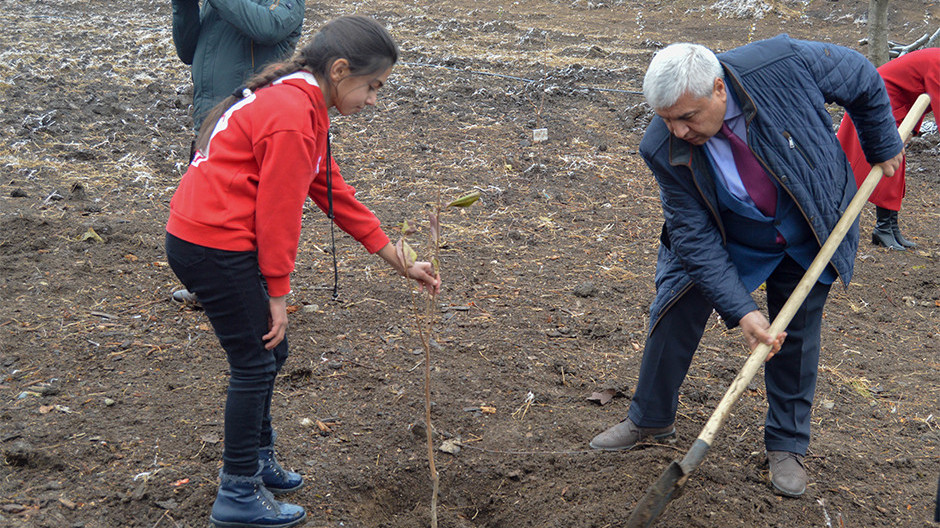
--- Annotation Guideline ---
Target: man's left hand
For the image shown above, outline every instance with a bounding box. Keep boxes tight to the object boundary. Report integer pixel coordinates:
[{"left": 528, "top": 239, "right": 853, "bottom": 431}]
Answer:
[{"left": 877, "top": 149, "right": 905, "bottom": 177}]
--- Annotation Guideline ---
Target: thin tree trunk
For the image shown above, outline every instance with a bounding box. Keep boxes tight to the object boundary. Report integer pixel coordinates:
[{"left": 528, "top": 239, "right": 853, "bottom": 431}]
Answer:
[{"left": 868, "top": 0, "right": 890, "bottom": 66}]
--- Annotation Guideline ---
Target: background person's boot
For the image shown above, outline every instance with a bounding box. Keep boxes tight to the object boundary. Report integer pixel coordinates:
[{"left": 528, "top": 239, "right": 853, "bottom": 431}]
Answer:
[
  {"left": 210, "top": 470, "right": 306, "bottom": 528},
  {"left": 889, "top": 210, "right": 917, "bottom": 248},
  {"left": 872, "top": 206, "right": 905, "bottom": 250},
  {"left": 171, "top": 288, "right": 202, "bottom": 308}
]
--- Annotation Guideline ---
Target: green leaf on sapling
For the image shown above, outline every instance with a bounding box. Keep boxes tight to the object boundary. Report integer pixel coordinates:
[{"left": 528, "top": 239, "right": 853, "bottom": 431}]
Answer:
[
  {"left": 447, "top": 191, "right": 480, "bottom": 208},
  {"left": 403, "top": 241, "right": 418, "bottom": 268},
  {"left": 396, "top": 238, "right": 417, "bottom": 269}
]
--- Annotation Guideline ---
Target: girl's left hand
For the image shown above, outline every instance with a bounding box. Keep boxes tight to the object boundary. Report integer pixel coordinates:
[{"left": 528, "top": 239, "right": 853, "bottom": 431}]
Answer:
[
  {"left": 408, "top": 261, "right": 441, "bottom": 295},
  {"left": 263, "top": 295, "right": 289, "bottom": 350}
]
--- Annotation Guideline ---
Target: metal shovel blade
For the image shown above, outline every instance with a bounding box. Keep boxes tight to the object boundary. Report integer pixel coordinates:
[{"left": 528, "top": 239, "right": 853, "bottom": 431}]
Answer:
[
  {"left": 626, "top": 438, "right": 709, "bottom": 527},
  {"left": 625, "top": 460, "right": 687, "bottom": 528}
]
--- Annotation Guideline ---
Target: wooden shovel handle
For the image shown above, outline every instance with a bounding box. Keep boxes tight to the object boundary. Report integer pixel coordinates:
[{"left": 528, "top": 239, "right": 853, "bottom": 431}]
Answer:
[{"left": 697, "top": 93, "right": 932, "bottom": 447}]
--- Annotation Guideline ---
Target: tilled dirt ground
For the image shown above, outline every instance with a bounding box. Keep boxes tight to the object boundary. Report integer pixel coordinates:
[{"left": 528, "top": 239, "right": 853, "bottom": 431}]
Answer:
[{"left": 1, "top": 1, "right": 938, "bottom": 527}]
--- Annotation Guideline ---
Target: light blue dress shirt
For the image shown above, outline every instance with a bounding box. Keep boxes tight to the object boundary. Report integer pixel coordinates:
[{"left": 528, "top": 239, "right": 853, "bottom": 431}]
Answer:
[{"left": 704, "top": 95, "right": 761, "bottom": 212}]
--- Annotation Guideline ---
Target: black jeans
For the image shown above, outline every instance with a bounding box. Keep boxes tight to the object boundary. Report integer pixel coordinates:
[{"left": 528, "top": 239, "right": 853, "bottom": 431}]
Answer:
[
  {"left": 629, "top": 254, "right": 831, "bottom": 455},
  {"left": 166, "top": 233, "right": 288, "bottom": 476}
]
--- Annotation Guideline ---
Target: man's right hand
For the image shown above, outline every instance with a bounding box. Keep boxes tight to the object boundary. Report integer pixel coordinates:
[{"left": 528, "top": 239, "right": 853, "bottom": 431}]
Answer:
[{"left": 739, "top": 310, "right": 786, "bottom": 361}]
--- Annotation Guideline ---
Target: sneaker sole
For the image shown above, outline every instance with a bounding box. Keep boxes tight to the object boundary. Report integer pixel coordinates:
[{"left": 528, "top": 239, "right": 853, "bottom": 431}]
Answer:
[
  {"left": 266, "top": 482, "right": 304, "bottom": 495},
  {"left": 209, "top": 511, "right": 306, "bottom": 528}
]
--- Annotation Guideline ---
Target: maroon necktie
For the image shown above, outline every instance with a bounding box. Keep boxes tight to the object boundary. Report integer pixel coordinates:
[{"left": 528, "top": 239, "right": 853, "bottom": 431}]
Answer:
[{"left": 720, "top": 122, "right": 777, "bottom": 217}]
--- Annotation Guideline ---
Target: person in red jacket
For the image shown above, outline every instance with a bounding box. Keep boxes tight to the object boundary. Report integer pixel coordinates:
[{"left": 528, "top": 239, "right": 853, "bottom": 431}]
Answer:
[
  {"left": 837, "top": 47, "right": 940, "bottom": 250},
  {"left": 165, "top": 16, "right": 440, "bottom": 528}
]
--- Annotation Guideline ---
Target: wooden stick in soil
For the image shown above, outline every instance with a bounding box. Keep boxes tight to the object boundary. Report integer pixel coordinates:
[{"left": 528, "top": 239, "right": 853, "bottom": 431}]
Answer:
[
  {"left": 404, "top": 203, "right": 443, "bottom": 528},
  {"left": 407, "top": 191, "right": 477, "bottom": 527},
  {"left": 410, "top": 286, "right": 439, "bottom": 528},
  {"left": 421, "top": 193, "right": 443, "bottom": 528}
]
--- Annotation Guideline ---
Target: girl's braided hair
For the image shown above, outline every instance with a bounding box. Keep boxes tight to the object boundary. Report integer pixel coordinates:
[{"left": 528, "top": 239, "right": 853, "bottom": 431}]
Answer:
[{"left": 194, "top": 15, "right": 399, "bottom": 153}]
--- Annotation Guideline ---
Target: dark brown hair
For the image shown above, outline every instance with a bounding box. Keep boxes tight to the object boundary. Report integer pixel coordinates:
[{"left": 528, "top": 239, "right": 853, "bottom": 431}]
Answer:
[{"left": 194, "top": 15, "right": 399, "bottom": 153}]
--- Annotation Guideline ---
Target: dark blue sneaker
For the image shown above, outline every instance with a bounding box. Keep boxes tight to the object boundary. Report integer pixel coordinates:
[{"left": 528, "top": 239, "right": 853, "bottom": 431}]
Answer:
[
  {"left": 210, "top": 470, "right": 306, "bottom": 528},
  {"left": 259, "top": 444, "right": 304, "bottom": 495}
]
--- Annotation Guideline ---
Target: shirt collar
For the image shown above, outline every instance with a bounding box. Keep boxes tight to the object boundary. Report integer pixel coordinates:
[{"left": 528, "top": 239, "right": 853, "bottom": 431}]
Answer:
[
  {"left": 724, "top": 88, "right": 743, "bottom": 123},
  {"left": 273, "top": 70, "right": 319, "bottom": 87}
]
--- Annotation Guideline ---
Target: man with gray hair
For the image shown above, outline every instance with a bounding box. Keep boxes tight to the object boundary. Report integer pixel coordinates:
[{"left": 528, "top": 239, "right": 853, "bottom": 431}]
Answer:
[{"left": 590, "top": 35, "right": 903, "bottom": 497}]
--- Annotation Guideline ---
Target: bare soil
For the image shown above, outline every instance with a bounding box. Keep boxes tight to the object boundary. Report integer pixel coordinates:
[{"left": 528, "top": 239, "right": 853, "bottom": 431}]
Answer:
[{"left": 1, "top": 1, "right": 938, "bottom": 527}]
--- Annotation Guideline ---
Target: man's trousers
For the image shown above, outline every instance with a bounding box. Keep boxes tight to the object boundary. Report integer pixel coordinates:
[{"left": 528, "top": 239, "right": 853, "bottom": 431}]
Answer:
[{"left": 627, "top": 255, "right": 831, "bottom": 454}]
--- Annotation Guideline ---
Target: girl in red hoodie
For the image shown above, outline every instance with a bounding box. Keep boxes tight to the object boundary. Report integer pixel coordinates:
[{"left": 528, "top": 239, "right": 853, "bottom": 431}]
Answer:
[{"left": 165, "top": 16, "right": 440, "bottom": 528}]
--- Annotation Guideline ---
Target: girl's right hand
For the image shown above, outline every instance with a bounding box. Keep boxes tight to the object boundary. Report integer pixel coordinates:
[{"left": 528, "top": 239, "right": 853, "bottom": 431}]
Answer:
[
  {"left": 407, "top": 261, "right": 441, "bottom": 295},
  {"left": 263, "top": 295, "right": 289, "bottom": 350},
  {"left": 377, "top": 243, "right": 441, "bottom": 295}
]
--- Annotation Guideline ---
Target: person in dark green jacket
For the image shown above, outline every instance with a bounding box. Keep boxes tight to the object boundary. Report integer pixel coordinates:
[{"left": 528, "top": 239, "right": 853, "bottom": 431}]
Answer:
[{"left": 172, "top": 0, "right": 305, "bottom": 131}]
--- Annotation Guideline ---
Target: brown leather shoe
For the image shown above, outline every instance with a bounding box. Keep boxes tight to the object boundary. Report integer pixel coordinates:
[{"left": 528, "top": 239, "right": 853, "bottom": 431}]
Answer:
[
  {"left": 767, "top": 450, "right": 807, "bottom": 497},
  {"left": 589, "top": 419, "right": 676, "bottom": 451}
]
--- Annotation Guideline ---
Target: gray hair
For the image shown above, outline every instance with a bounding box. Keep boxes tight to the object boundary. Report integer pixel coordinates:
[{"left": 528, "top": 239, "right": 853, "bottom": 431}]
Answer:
[{"left": 642, "top": 43, "right": 724, "bottom": 110}]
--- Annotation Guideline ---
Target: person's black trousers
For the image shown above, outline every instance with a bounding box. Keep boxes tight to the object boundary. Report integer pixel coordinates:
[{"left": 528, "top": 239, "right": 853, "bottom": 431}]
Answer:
[
  {"left": 166, "top": 233, "right": 288, "bottom": 476},
  {"left": 628, "top": 254, "right": 831, "bottom": 455}
]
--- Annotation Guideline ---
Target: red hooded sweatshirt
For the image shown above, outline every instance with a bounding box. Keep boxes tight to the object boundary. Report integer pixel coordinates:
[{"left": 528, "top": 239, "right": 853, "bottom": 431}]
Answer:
[{"left": 167, "top": 71, "right": 390, "bottom": 297}]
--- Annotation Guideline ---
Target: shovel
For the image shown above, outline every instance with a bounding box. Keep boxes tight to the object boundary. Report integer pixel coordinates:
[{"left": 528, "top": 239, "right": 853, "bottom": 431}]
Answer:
[{"left": 625, "top": 93, "right": 932, "bottom": 528}]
